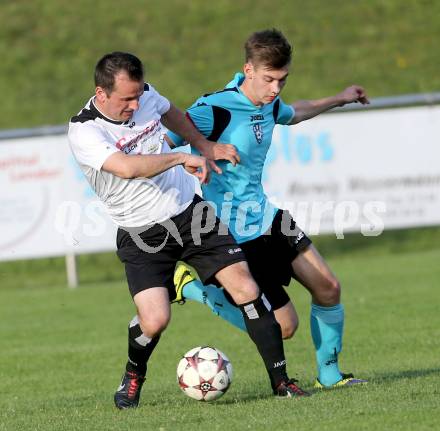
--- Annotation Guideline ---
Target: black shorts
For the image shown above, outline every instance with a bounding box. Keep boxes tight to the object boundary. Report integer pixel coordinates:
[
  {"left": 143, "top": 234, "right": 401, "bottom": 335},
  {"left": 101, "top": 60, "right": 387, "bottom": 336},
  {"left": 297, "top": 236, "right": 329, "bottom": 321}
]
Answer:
[
  {"left": 238, "top": 209, "right": 312, "bottom": 310},
  {"left": 116, "top": 195, "right": 246, "bottom": 299}
]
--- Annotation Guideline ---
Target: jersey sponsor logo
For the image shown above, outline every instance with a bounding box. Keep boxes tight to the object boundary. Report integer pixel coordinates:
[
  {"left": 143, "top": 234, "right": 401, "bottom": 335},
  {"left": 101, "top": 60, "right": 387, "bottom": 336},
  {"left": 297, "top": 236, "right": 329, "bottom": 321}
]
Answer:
[
  {"left": 227, "top": 247, "right": 242, "bottom": 254},
  {"left": 122, "top": 142, "right": 139, "bottom": 154},
  {"left": 115, "top": 120, "right": 161, "bottom": 154},
  {"left": 250, "top": 114, "right": 264, "bottom": 121},
  {"left": 253, "top": 123, "right": 263, "bottom": 144}
]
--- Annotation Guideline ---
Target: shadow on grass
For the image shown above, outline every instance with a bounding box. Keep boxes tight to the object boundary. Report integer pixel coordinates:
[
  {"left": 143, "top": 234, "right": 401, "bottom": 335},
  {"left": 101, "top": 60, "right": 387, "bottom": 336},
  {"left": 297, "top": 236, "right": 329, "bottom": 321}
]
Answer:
[
  {"left": 303, "top": 368, "right": 440, "bottom": 395},
  {"left": 88, "top": 368, "right": 440, "bottom": 410},
  {"left": 214, "top": 392, "right": 271, "bottom": 405},
  {"left": 372, "top": 367, "right": 440, "bottom": 383},
  {"left": 144, "top": 393, "right": 270, "bottom": 407}
]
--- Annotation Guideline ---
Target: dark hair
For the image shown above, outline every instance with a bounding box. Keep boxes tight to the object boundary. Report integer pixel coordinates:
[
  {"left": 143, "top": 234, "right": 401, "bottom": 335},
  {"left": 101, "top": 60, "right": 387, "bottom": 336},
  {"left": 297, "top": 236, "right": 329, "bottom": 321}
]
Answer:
[
  {"left": 94, "top": 52, "right": 144, "bottom": 93},
  {"left": 245, "top": 29, "right": 292, "bottom": 69}
]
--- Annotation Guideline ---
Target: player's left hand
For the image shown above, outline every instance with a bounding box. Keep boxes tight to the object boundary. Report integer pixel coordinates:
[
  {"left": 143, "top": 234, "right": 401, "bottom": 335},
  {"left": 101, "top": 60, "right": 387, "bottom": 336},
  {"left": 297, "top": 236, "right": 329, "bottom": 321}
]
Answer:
[{"left": 339, "top": 85, "right": 370, "bottom": 106}]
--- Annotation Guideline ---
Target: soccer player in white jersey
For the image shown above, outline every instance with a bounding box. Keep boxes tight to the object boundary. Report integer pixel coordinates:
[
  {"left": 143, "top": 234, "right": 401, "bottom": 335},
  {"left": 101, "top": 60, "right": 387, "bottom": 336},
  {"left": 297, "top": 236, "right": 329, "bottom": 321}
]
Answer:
[
  {"left": 168, "top": 29, "right": 369, "bottom": 389},
  {"left": 68, "top": 52, "right": 310, "bottom": 409}
]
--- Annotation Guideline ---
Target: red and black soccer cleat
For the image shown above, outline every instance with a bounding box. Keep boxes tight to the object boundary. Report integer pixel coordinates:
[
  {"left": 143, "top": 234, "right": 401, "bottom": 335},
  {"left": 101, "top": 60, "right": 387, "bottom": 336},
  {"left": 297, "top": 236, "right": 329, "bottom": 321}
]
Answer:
[
  {"left": 114, "top": 371, "right": 146, "bottom": 409},
  {"left": 274, "top": 378, "right": 311, "bottom": 398}
]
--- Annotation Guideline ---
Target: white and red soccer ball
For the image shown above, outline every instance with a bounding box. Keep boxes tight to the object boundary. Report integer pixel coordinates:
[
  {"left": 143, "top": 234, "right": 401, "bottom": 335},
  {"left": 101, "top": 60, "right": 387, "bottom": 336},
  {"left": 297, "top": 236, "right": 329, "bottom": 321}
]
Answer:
[{"left": 177, "top": 346, "right": 233, "bottom": 401}]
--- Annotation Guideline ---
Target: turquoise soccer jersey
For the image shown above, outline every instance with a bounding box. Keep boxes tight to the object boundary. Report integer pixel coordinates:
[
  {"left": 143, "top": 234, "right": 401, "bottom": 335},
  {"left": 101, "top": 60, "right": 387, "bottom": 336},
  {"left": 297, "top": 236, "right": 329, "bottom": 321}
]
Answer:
[{"left": 168, "top": 73, "right": 295, "bottom": 243}]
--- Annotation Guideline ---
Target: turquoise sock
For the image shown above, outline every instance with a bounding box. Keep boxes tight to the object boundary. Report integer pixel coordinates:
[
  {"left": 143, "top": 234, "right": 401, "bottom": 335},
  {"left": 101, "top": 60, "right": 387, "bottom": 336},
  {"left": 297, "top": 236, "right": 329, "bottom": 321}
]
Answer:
[
  {"left": 310, "top": 303, "right": 344, "bottom": 386},
  {"left": 182, "top": 280, "right": 246, "bottom": 332}
]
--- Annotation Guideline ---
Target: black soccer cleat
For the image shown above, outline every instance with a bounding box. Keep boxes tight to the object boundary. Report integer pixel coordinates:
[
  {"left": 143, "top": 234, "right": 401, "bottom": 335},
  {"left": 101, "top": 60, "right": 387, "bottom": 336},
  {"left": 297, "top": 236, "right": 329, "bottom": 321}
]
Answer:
[
  {"left": 274, "top": 378, "right": 311, "bottom": 398},
  {"left": 114, "top": 371, "right": 146, "bottom": 409}
]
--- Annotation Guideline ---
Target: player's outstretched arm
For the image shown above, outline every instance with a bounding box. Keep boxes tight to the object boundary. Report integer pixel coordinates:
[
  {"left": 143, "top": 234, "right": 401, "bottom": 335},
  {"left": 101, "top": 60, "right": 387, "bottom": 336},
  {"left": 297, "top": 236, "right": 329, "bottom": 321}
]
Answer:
[{"left": 290, "top": 85, "right": 369, "bottom": 124}]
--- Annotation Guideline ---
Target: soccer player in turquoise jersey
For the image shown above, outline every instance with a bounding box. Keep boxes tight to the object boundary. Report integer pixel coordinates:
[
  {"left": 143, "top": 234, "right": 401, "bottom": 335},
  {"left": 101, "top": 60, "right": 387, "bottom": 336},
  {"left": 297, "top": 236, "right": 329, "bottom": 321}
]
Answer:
[{"left": 168, "top": 29, "right": 369, "bottom": 389}]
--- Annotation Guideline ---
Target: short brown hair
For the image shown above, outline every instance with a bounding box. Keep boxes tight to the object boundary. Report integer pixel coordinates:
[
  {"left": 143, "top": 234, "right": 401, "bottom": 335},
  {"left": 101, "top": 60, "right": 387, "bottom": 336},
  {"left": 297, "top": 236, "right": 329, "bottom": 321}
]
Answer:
[
  {"left": 94, "top": 52, "right": 144, "bottom": 93},
  {"left": 245, "top": 29, "right": 292, "bottom": 69}
]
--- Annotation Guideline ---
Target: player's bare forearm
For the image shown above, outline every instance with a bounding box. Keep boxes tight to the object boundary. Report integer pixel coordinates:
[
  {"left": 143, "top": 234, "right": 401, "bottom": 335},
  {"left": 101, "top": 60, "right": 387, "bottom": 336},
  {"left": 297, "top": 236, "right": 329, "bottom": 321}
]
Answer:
[
  {"left": 290, "top": 97, "right": 341, "bottom": 124},
  {"left": 102, "top": 151, "right": 186, "bottom": 179},
  {"left": 290, "top": 85, "right": 369, "bottom": 124},
  {"left": 161, "top": 104, "right": 207, "bottom": 149},
  {"left": 103, "top": 149, "right": 210, "bottom": 183}
]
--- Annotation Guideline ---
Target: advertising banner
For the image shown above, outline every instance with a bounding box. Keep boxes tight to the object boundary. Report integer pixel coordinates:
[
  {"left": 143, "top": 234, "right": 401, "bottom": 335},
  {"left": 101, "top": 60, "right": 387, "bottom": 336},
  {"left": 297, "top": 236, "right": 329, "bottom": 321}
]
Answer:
[
  {"left": 264, "top": 106, "right": 440, "bottom": 237},
  {"left": 0, "top": 135, "right": 116, "bottom": 261},
  {"left": 1, "top": 105, "right": 439, "bottom": 261}
]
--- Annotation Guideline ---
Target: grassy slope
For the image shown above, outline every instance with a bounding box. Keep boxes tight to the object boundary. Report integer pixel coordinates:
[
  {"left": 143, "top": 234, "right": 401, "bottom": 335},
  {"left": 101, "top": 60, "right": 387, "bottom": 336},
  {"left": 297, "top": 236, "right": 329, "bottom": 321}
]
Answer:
[
  {"left": 1, "top": 246, "right": 439, "bottom": 430},
  {"left": 0, "top": 0, "right": 439, "bottom": 129}
]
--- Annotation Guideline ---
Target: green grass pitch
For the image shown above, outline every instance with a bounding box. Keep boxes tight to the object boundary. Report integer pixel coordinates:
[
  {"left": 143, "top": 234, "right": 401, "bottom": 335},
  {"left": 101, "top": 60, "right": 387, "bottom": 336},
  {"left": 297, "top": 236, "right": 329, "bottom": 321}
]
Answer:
[{"left": 1, "top": 237, "right": 439, "bottom": 430}]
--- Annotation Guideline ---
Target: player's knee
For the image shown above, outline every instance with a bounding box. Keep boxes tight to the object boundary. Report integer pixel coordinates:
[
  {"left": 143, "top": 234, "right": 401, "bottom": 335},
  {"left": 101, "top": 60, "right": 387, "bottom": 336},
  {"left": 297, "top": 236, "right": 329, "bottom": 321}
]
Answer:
[
  {"left": 318, "top": 277, "right": 341, "bottom": 305},
  {"left": 138, "top": 313, "right": 170, "bottom": 338},
  {"left": 222, "top": 265, "right": 260, "bottom": 304},
  {"left": 281, "top": 316, "right": 299, "bottom": 340},
  {"left": 233, "top": 277, "right": 259, "bottom": 304},
  {"left": 328, "top": 277, "right": 341, "bottom": 303}
]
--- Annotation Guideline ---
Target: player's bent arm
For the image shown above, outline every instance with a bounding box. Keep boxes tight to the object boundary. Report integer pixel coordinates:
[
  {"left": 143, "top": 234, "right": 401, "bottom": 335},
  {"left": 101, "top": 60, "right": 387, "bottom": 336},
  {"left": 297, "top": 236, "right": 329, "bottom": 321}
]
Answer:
[
  {"left": 102, "top": 151, "right": 186, "bottom": 179},
  {"left": 289, "top": 85, "right": 369, "bottom": 124},
  {"left": 166, "top": 132, "right": 240, "bottom": 169},
  {"left": 162, "top": 104, "right": 240, "bottom": 168},
  {"left": 161, "top": 103, "right": 211, "bottom": 150},
  {"left": 164, "top": 134, "right": 176, "bottom": 149}
]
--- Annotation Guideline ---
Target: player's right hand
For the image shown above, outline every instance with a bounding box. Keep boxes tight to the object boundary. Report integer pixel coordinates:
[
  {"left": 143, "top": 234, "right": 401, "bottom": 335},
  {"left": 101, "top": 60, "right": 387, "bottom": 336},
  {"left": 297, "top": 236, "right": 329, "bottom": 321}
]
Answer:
[
  {"left": 210, "top": 143, "right": 240, "bottom": 166},
  {"left": 338, "top": 85, "right": 370, "bottom": 106},
  {"left": 198, "top": 140, "right": 241, "bottom": 172},
  {"left": 182, "top": 153, "right": 210, "bottom": 184}
]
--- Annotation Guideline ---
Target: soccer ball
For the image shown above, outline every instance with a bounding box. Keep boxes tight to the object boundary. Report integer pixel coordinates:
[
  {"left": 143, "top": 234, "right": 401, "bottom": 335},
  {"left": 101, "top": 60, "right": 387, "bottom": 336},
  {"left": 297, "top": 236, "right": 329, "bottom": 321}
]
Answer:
[{"left": 177, "top": 346, "right": 233, "bottom": 401}]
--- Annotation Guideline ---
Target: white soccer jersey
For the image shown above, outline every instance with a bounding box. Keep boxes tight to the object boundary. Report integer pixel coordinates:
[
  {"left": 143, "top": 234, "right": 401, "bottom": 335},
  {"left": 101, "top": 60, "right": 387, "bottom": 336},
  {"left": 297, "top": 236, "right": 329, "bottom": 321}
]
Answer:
[{"left": 68, "top": 83, "right": 195, "bottom": 228}]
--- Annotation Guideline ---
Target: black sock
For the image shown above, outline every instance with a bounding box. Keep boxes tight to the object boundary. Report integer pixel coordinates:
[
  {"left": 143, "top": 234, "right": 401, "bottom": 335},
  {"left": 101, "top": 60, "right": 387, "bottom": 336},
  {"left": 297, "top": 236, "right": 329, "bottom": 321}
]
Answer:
[
  {"left": 239, "top": 293, "right": 288, "bottom": 388},
  {"left": 125, "top": 316, "right": 160, "bottom": 376}
]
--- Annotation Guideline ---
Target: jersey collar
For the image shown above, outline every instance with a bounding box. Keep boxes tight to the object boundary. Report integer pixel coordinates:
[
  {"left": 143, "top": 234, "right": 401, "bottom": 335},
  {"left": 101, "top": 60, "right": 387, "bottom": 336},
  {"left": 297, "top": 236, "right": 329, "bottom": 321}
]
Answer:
[
  {"left": 91, "top": 98, "right": 126, "bottom": 125},
  {"left": 225, "top": 72, "right": 245, "bottom": 90}
]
